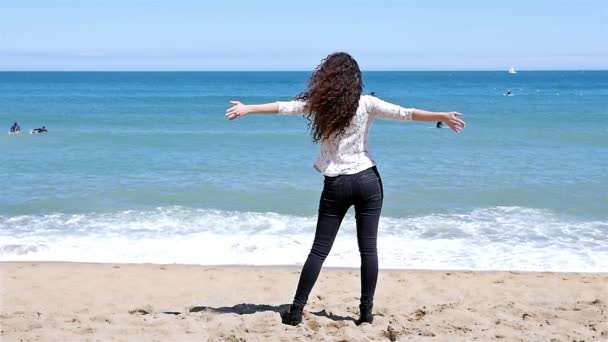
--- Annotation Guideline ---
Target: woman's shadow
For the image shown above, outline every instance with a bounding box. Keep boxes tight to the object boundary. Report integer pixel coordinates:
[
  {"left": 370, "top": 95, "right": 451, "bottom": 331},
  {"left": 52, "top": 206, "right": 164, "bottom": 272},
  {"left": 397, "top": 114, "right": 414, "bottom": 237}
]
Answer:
[
  {"left": 188, "top": 303, "right": 355, "bottom": 322},
  {"left": 189, "top": 303, "right": 290, "bottom": 315}
]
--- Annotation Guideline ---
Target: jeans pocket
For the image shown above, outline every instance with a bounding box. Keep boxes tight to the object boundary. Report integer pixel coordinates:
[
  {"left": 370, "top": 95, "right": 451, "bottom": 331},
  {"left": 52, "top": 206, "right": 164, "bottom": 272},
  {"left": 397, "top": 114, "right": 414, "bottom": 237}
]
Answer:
[
  {"left": 360, "top": 178, "right": 383, "bottom": 201},
  {"left": 321, "top": 181, "right": 341, "bottom": 202}
]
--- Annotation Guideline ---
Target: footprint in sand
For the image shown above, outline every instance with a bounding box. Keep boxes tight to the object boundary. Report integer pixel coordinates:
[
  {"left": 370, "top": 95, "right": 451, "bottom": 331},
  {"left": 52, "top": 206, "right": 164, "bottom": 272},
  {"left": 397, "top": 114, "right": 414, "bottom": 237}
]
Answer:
[
  {"left": 413, "top": 308, "right": 426, "bottom": 320},
  {"left": 27, "top": 323, "right": 43, "bottom": 330},
  {"left": 90, "top": 315, "right": 113, "bottom": 324},
  {"left": 129, "top": 308, "right": 151, "bottom": 315},
  {"left": 384, "top": 325, "right": 401, "bottom": 341},
  {"left": 305, "top": 320, "right": 321, "bottom": 331},
  {"left": 327, "top": 321, "right": 347, "bottom": 329},
  {"left": 77, "top": 327, "right": 95, "bottom": 334}
]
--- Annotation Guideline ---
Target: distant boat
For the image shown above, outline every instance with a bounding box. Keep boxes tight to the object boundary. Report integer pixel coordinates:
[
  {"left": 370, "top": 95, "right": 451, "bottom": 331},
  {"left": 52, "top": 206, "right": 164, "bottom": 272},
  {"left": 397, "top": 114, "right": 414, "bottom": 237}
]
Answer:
[{"left": 508, "top": 66, "right": 517, "bottom": 74}]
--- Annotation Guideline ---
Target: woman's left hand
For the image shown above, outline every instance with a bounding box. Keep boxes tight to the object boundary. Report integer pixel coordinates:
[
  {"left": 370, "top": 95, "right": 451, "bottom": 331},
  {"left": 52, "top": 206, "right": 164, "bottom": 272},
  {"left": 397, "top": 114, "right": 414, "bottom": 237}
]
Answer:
[
  {"left": 444, "top": 112, "right": 466, "bottom": 133},
  {"left": 226, "top": 101, "right": 249, "bottom": 120}
]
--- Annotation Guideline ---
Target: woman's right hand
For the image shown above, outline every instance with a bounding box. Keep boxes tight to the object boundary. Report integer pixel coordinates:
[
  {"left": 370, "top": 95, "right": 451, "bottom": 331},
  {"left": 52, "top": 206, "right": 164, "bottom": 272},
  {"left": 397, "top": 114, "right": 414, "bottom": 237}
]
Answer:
[{"left": 443, "top": 112, "right": 466, "bottom": 133}]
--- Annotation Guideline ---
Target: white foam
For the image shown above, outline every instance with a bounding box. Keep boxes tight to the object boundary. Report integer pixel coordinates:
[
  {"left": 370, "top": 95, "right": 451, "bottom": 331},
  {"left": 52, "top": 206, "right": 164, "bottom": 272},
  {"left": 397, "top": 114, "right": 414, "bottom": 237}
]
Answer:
[{"left": 1, "top": 206, "right": 606, "bottom": 272}]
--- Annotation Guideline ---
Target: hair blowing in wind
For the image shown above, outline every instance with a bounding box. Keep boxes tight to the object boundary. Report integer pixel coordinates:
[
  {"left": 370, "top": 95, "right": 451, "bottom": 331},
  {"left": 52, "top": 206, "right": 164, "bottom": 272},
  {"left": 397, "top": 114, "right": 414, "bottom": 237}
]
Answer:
[{"left": 296, "top": 52, "right": 363, "bottom": 143}]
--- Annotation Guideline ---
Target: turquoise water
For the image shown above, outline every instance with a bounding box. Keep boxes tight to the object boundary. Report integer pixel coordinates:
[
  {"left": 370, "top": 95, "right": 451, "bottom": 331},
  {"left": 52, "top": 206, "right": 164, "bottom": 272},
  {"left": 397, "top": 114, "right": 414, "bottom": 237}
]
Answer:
[{"left": 1, "top": 71, "right": 607, "bottom": 271}]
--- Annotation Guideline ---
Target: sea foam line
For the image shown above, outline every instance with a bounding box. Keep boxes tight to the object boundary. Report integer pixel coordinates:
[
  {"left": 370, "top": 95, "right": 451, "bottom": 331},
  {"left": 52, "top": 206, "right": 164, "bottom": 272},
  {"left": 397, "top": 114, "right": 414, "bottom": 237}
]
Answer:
[{"left": 1, "top": 206, "right": 606, "bottom": 272}]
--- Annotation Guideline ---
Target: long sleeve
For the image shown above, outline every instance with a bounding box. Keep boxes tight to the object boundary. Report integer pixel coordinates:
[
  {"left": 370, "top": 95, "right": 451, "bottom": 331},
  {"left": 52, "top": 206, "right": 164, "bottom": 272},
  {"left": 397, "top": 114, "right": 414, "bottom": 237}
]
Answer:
[
  {"left": 366, "top": 96, "right": 413, "bottom": 121},
  {"left": 276, "top": 100, "right": 309, "bottom": 115}
]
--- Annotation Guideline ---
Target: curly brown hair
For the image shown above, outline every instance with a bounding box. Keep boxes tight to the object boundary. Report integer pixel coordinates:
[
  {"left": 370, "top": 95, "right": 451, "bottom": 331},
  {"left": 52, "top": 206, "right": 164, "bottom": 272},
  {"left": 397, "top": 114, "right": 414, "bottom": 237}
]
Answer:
[{"left": 296, "top": 52, "right": 363, "bottom": 143}]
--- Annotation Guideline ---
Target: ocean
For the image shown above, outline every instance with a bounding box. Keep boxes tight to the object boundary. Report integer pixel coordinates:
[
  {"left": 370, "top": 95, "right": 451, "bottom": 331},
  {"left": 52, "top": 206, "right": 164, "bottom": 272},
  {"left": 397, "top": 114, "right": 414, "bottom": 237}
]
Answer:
[{"left": 1, "top": 71, "right": 607, "bottom": 271}]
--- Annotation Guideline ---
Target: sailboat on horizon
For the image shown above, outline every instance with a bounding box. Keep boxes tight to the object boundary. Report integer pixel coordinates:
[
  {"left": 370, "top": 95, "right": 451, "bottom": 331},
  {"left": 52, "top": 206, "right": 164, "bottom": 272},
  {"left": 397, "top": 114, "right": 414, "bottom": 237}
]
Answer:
[{"left": 508, "top": 66, "right": 517, "bottom": 74}]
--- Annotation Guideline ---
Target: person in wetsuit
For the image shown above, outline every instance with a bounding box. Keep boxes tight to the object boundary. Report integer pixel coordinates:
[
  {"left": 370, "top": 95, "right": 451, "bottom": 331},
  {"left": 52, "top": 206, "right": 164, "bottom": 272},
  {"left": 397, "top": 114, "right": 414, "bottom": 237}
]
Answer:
[
  {"left": 32, "top": 126, "right": 48, "bottom": 133},
  {"left": 10, "top": 122, "right": 21, "bottom": 133}
]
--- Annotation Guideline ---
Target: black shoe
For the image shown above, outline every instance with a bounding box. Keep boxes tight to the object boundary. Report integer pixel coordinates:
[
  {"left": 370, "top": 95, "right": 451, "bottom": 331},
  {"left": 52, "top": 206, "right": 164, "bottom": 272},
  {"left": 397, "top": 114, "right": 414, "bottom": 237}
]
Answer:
[
  {"left": 355, "top": 304, "right": 373, "bottom": 325},
  {"left": 281, "top": 303, "right": 304, "bottom": 326}
]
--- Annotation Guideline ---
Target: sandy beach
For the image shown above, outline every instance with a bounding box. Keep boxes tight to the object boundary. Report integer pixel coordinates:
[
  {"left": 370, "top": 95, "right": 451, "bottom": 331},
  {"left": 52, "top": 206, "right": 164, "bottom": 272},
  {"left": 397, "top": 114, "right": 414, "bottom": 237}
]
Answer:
[{"left": 0, "top": 262, "right": 606, "bottom": 341}]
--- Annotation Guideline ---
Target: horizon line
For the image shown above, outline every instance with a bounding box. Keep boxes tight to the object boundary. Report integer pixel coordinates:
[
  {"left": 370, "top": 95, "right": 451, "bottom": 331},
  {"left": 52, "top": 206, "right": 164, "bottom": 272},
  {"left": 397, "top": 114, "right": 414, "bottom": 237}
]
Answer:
[{"left": 1, "top": 69, "right": 607, "bottom": 73}]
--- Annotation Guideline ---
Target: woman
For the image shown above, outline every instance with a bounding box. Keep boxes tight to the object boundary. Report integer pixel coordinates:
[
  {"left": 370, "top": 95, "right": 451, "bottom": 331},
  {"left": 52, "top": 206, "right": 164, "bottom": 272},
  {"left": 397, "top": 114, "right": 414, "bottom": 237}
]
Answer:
[{"left": 226, "top": 52, "right": 465, "bottom": 326}]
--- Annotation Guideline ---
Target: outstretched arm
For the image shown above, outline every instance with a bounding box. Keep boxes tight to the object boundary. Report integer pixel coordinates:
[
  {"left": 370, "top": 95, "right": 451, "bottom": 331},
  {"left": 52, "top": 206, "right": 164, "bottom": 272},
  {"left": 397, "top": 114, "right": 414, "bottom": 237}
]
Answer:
[
  {"left": 226, "top": 100, "right": 308, "bottom": 120},
  {"left": 368, "top": 96, "right": 466, "bottom": 133},
  {"left": 225, "top": 101, "right": 279, "bottom": 120},
  {"left": 412, "top": 109, "right": 466, "bottom": 133}
]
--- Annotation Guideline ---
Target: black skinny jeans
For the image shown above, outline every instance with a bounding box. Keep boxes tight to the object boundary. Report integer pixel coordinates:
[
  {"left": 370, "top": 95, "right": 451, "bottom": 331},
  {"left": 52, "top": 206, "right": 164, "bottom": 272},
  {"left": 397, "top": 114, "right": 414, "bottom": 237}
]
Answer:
[{"left": 293, "top": 166, "right": 383, "bottom": 307}]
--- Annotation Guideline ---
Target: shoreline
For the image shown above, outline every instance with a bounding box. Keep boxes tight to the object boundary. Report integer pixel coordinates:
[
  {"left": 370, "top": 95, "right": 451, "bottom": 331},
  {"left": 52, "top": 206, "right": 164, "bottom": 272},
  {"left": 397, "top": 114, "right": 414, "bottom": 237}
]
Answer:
[
  {"left": 2, "top": 260, "right": 608, "bottom": 274},
  {"left": 2, "top": 262, "right": 607, "bottom": 341}
]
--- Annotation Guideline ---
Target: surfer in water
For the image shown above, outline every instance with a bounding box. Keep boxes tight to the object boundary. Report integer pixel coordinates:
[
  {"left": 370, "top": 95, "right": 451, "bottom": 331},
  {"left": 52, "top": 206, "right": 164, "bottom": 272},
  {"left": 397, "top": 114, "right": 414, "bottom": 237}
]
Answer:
[
  {"left": 31, "top": 126, "right": 48, "bottom": 134},
  {"left": 436, "top": 121, "right": 443, "bottom": 128},
  {"left": 226, "top": 52, "right": 466, "bottom": 326},
  {"left": 10, "top": 122, "right": 21, "bottom": 133}
]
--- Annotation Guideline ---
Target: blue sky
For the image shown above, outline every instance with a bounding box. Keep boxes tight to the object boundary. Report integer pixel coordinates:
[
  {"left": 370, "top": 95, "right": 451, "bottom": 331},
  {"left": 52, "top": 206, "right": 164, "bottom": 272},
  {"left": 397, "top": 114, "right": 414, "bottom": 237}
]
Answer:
[{"left": 1, "top": 0, "right": 606, "bottom": 71}]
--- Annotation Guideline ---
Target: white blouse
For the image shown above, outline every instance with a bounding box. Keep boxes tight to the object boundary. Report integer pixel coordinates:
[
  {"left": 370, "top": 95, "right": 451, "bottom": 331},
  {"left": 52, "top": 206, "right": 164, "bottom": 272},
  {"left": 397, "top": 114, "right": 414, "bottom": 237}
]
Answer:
[{"left": 277, "top": 95, "right": 414, "bottom": 176}]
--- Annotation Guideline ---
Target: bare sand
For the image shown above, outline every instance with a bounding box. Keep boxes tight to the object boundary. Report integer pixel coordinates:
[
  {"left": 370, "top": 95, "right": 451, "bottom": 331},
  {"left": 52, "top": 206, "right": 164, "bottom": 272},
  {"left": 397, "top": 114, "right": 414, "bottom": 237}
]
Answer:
[{"left": 1, "top": 262, "right": 606, "bottom": 341}]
